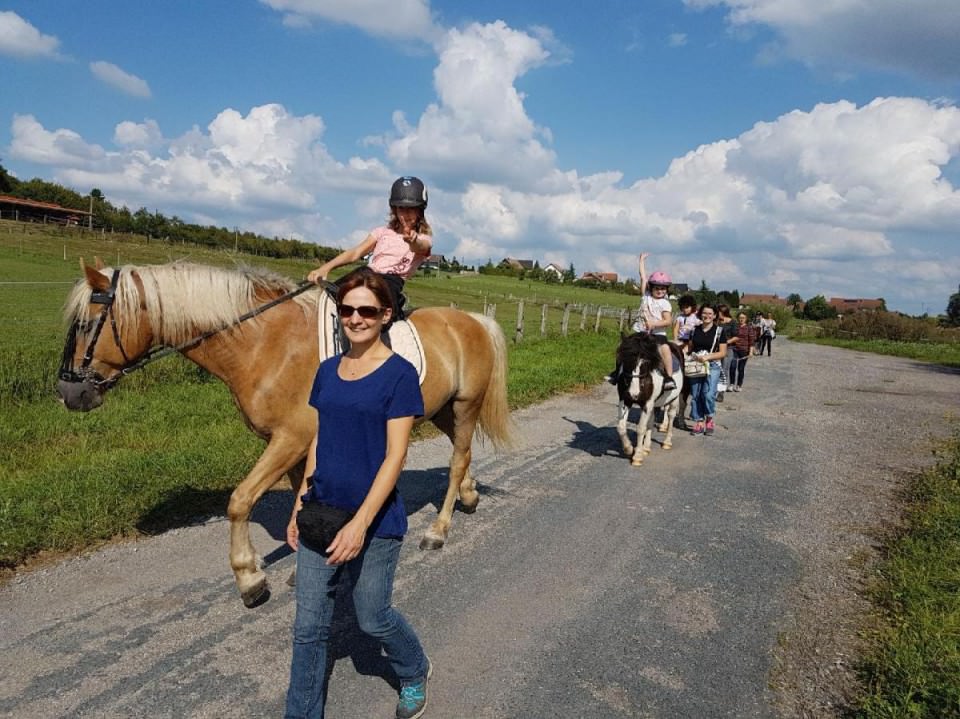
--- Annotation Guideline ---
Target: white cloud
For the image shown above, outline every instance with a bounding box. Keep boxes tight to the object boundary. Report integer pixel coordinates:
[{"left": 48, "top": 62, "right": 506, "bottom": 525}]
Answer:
[
  {"left": 90, "top": 61, "right": 152, "bottom": 98},
  {"left": 114, "top": 120, "right": 164, "bottom": 148},
  {"left": 668, "top": 33, "right": 688, "bottom": 47},
  {"left": 259, "top": 0, "right": 439, "bottom": 41},
  {"left": 379, "top": 21, "right": 556, "bottom": 188},
  {"left": 685, "top": 0, "right": 960, "bottom": 80},
  {"left": 8, "top": 114, "right": 105, "bottom": 166},
  {"left": 0, "top": 11, "right": 60, "bottom": 59}
]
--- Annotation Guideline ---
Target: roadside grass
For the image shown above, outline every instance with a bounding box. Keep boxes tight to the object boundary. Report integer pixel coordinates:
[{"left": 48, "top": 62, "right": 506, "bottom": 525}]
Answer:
[
  {"left": 790, "top": 335, "right": 960, "bottom": 369},
  {"left": 853, "top": 432, "right": 960, "bottom": 718}
]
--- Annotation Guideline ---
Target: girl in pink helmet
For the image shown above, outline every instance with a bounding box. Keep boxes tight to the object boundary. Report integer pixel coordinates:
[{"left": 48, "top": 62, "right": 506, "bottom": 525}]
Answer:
[
  {"left": 632, "top": 253, "right": 677, "bottom": 391},
  {"left": 308, "top": 176, "right": 433, "bottom": 320},
  {"left": 608, "top": 253, "right": 676, "bottom": 390}
]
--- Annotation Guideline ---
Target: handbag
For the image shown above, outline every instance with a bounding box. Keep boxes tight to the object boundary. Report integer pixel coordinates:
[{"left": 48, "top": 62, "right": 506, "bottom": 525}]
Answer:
[
  {"left": 684, "top": 356, "right": 708, "bottom": 377},
  {"left": 296, "top": 500, "right": 354, "bottom": 554}
]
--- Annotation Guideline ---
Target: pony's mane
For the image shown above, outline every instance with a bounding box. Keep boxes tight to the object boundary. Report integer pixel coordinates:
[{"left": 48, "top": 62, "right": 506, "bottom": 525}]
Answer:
[
  {"left": 64, "top": 263, "right": 316, "bottom": 345},
  {"left": 616, "top": 332, "right": 660, "bottom": 374}
]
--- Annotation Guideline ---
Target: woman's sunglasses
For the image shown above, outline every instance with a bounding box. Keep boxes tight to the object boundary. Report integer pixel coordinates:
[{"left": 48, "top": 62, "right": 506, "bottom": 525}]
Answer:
[{"left": 338, "top": 304, "right": 385, "bottom": 319}]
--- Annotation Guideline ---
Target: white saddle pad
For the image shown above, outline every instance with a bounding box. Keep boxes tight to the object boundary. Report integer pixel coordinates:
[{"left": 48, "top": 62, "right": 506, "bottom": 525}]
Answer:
[{"left": 316, "top": 292, "right": 426, "bottom": 384}]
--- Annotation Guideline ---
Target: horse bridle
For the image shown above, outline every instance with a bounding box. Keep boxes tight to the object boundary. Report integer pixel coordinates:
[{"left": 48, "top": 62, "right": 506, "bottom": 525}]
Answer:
[
  {"left": 59, "top": 269, "right": 316, "bottom": 392},
  {"left": 59, "top": 269, "right": 132, "bottom": 391}
]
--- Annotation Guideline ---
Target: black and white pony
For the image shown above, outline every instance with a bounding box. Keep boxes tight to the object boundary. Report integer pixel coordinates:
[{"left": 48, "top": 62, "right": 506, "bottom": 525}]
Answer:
[{"left": 613, "top": 333, "right": 685, "bottom": 466}]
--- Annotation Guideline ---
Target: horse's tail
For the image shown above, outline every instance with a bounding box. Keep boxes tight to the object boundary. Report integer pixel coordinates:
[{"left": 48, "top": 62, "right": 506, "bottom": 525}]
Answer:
[{"left": 469, "top": 313, "right": 517, "bottom": 450}]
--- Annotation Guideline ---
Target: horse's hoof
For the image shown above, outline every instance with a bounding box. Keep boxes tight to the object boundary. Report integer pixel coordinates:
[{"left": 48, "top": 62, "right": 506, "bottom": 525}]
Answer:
[
  {"left": 419, "top": 535, "right": 445, "bottom": 550},
  {"left": 662, "top": 443, "right": 672, "bottom": 450},
  {"left": 241, "top": 581, "right": 271, "bottom": 609},
  {"left": 631, "top": 459, "right": 644, "bottom": 467},
  {"left": 622, "top": 445, "right": 634, "bottom": 456},
  {"left": 458, "top": 501, "right": 478, "bottom": 515}
]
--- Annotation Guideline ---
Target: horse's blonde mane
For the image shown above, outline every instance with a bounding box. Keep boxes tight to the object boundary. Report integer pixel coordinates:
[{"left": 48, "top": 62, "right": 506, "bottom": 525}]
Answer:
[{"left": 64, "top": 263, "right": 315, "bottom": 345}]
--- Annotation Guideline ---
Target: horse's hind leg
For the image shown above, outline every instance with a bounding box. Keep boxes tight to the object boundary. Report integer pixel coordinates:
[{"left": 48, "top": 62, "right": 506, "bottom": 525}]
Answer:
[{"left": 422, "top": 399, "right": 480, "bottom": 550}]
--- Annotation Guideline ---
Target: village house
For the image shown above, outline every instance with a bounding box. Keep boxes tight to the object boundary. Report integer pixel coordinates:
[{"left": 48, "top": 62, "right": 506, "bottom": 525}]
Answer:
[
  {"left": 543, "top": 262, "right": 565, "bottom": 281},
  {"left": 580, "top": 271, "right": 619, "bottom": 283},
  {"left": 499, "top": 257, "right": 534, "bottom": 272},
  {"left": 829, "top": 297, "right": 885, "bottom": 313},
  {"left": 739, "top": 293, "right": 791, "bottom": 308}
]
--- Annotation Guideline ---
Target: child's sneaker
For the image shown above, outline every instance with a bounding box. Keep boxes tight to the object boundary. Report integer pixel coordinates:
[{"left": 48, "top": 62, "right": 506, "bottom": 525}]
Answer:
[
  {"left": 396, "top": 657, "right": 432, "bottom": 719},
  {"left": 691, "top": 421, "right": 704, "bottom": 435},
  {"left": 704, "top": 418, "right": 715, "bottom": 435}
]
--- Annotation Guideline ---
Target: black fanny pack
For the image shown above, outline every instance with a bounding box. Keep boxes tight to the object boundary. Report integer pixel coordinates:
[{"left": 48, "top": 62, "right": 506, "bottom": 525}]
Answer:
[{"left": 296, "top": 500, "right": 354, "bottom": 554}]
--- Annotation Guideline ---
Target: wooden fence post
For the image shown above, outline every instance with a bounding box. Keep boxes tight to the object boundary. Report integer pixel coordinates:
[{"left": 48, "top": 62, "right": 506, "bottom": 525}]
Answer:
[
  {"left": 540, "top": 304, "right": 548, "bottom": 337},
  {"left": 580, "top": 304, "right": 588, "bottom": 331},
  {"left": 515, "top": 300, "right": 525, "bottom": 344},
  {"left": 561, "top": 304, "right": 570, "bottom": 337},
  {"left": 619, "top": 308, "right": 627, "bottom": 332},
  {"left": 594, "top": 306, "right": 603, "bottom": 333}
]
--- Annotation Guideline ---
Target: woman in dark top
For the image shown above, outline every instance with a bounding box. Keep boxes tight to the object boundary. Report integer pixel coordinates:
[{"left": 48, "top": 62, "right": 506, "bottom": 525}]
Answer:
[
  {"left": 285, "top": 268, "right": 431, "bottom": 719},
  {"left": 684, "top": 305, "right": 727, "bottom": 436}
]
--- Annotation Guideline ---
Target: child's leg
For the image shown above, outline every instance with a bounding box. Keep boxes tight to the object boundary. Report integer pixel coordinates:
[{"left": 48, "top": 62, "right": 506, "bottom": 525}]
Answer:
[{"left": 658, "top": 342, "right": 676, "bottom": 389}]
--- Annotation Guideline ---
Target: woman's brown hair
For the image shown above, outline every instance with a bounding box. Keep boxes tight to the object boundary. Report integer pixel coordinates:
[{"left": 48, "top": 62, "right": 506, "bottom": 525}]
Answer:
[{"left": 336, "top": 267, "right": 393, "bottom": 311}]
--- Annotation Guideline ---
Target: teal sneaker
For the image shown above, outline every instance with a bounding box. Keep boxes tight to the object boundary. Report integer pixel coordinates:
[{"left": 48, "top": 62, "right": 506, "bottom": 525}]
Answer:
[{"left": 396, "top": 657, "right": 432, "bottom": 719}]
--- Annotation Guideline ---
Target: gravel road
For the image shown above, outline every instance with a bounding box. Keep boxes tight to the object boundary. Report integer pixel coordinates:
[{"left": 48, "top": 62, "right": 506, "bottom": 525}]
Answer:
[{"left": 2, "top": 339, "right": 958, "bottom": 718}]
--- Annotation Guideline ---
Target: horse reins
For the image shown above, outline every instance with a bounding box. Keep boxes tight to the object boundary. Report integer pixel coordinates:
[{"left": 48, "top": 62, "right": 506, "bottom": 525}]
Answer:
[{"left": 59, "top": 269, "right": 316, "bottom": 391}]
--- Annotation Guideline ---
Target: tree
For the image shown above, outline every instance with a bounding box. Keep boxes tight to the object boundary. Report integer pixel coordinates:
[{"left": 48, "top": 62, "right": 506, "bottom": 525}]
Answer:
[
  {"left": 693, "top": 280, "right": 717, "bottom": 308},
  {"left": 803, "top": 295, "right": 838, "bottom": 320},
  {"left": 564, "top": 263, "right": 576, "bottom": 283},
  {"left": 946, "top": 284, "right": 960, "bottom": 327},
  {"left": 0, "top": 161, "right": 17, "bottom": 194}
]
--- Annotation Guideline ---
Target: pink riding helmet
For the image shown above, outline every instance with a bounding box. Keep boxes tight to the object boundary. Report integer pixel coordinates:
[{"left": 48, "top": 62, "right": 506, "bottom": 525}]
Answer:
[{"left": 648, "top": 271, "right": 672, "bottom": 287}]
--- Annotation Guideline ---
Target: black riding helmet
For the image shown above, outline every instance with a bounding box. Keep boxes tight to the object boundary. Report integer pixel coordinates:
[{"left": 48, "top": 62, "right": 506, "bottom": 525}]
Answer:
[{"left": 389, "top": 176, "right": 428, "bottom": 208}]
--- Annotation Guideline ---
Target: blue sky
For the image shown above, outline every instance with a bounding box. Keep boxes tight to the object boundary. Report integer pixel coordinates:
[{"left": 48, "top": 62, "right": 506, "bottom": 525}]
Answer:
[{"left": 2, "top": 0, "right": 959, "bottom": 315}]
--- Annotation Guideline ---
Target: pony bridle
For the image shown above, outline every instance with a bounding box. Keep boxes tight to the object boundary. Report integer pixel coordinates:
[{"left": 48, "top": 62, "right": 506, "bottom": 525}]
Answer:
[{"left": 59, "top": 269, "right": 133, "bottom": 391}]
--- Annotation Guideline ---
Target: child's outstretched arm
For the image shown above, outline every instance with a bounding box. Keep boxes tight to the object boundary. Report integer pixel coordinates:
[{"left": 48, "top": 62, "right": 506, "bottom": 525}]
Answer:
[{"left": 638, "top": 252, "right": 649, "bottom": 295}]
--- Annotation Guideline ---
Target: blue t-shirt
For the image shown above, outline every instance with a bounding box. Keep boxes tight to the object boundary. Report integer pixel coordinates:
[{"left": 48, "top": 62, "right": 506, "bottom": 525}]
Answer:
[{"left": 304, "top": 353, "right": 424, "bottom": 538}]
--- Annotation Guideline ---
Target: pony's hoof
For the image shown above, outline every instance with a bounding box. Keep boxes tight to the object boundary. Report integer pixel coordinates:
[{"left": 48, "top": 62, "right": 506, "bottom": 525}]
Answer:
[
  {"left": 419, "top": 535, "right": 445, "bottom": 550},
  {"left": 662, "top": 443, "right": 672, "bottom": 450},
  {"left": 631, "top": 456, "right": 644, "bottom": 466},
  {"left": 622, "top": 445, "right": 634, "bottom": 456},
  {"left": 241, "top": 581, "right": 271, "bottom": 609}
]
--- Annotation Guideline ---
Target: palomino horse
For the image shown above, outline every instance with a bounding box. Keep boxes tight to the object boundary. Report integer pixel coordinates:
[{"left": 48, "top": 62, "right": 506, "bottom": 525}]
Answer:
[
  {"left": 613, "top": 333, "right": 685, "bottom": 466},
  {"left": 58, "top": 261, "right": 513, "bottom": 607}
]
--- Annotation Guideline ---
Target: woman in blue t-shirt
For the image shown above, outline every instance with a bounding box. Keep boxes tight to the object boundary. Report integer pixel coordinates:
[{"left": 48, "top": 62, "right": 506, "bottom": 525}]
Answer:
[{"left": 285, "top": 267, "right": 431, "bottom": 719}]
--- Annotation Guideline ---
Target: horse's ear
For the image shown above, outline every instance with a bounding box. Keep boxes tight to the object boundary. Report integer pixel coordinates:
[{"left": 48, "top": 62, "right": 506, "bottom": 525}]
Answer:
[
  {"left": 82, "top": 262, "right": 111, "bottom": 291},
  {"left": 94, "top": 256, "right": 105, "bottom": 270}
]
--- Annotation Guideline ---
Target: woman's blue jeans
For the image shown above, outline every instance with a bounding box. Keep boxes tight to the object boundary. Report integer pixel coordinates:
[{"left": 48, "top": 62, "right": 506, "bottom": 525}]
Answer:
[
  {"left": 689, "top": 362, "right": 721, "bottom": 421},
  {"left": 285, "top": 536, "right": 428, "bottom": 719}
]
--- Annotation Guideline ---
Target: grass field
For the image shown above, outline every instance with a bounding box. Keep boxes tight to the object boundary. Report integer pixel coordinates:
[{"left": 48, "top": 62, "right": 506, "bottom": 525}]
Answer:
[
  {"left": 853, "top": 432, "right": 960, "bottom": 718},
  {"left": 0, "top": 220, "right": 625, "bottom": 569}
]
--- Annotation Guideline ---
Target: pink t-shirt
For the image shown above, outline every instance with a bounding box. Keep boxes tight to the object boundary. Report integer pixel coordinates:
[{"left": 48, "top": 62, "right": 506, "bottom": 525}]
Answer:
[{"left": 367, "top": 226, "right": 431, "bottom": 279}]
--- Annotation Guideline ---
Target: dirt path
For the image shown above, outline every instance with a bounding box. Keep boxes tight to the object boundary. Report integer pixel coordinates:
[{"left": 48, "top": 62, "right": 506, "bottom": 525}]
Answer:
[{"left": 1, "top": 339, "right": 958, "bottom": 718}]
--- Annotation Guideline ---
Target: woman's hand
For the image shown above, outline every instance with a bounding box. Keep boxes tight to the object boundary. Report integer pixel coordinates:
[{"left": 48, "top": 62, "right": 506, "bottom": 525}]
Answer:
[
  {"left": 324, "top": 517, "right": 367, "bottom": 565},
  {"left": 286, "top": 514, "right": 300, "bottom": 551}
]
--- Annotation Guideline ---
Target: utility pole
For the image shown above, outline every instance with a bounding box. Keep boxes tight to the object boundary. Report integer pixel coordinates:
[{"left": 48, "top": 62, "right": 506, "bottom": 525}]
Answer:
[{"left": 88, "top": 195, "right": 93, "bottom": 230}]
